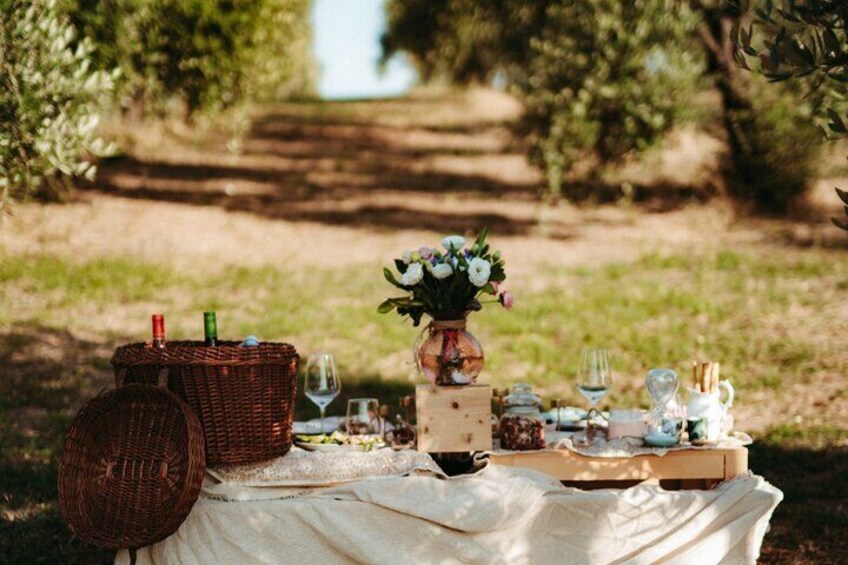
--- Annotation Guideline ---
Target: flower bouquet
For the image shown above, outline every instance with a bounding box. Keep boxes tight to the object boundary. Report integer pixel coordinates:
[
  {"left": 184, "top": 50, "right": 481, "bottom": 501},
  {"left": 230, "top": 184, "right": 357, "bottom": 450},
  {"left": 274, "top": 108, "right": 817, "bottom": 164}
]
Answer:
[{"left": 379, "top": 228, "right": 512, "bottom": 385}]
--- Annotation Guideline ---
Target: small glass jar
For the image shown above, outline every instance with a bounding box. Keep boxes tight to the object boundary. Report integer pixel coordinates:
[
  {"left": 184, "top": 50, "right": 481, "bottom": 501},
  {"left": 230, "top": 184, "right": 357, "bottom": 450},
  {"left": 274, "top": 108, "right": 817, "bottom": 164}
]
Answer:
[{"left": 499, "top": 383, "right": 545, "bottom": 451}]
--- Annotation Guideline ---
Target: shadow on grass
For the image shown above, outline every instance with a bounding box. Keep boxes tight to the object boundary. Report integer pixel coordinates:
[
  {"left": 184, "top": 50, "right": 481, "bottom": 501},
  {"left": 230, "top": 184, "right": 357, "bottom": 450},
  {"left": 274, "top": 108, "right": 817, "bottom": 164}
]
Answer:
[
  {"left": 81, "top": 98, "right": 709, "bottom": 233},
  {"left": 89, "top": 167, "right": 554, "bottom": 237},
  {"left": 0, "top": 323, "right": 114, "bottom": 564},
  {"left": 751, "top": 426, "right": 848, "bottom": 564}
]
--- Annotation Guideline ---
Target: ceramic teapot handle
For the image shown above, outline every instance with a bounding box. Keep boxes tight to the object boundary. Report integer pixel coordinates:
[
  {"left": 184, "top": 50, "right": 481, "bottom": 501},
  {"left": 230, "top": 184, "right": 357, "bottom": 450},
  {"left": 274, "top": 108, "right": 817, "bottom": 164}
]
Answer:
[{"left": 719, "top": 380, "right": 734, "bottom": 410}]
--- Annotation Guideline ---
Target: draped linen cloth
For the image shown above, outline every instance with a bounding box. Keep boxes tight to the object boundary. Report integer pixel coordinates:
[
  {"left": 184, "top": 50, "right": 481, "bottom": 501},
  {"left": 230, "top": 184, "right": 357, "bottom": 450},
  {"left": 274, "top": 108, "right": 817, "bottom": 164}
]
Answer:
[{"left": 116, "top": 465, "right": 781, "bottom": 565}]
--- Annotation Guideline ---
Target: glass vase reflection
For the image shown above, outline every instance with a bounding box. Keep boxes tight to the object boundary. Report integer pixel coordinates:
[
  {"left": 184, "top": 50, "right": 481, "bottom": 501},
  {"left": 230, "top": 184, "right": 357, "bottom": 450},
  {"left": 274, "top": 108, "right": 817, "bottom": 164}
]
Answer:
[{"left": 415, "top": 318, "right": 484, "bottom": 386}]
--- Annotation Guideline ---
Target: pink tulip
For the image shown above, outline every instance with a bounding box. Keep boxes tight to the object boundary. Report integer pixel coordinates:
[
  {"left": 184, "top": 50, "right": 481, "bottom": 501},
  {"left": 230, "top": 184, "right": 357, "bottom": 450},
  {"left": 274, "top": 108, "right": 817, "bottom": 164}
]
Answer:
[
  {"left": 499, "top": 291, "right": 514, "bottom": 310},
  {"left": 419, "top": 246, "right": 434, "bottom": 260}
]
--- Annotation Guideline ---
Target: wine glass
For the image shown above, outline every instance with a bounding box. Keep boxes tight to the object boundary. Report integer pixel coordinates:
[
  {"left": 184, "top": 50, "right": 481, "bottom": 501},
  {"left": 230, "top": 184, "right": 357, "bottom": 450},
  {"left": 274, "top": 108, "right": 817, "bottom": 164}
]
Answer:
[
  {"left": 304, "top": 352, "right": 341, "bottom": 433},
  {"left": 346, "top": 398, "right": 379, "bottom": 436},
  {"left": 577, "top": 348, "right": 612, "bottom": 422}
]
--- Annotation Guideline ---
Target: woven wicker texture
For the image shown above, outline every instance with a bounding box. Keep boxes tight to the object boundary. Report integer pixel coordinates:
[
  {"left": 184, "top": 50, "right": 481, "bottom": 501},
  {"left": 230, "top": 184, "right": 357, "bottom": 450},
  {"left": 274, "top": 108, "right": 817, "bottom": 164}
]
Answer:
[
  {"left": 59, "top": 384, "right": 205, "bottom": 549},
  {"left": 111, "top": 341, "right": 299, "bottom": 465}
]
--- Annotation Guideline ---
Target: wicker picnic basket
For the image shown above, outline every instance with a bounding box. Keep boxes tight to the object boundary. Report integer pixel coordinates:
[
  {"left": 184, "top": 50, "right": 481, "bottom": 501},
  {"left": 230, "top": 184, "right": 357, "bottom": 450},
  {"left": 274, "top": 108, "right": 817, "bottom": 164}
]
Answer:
[
  {"left": 111, "top": 341, "right": 299, "bottom": 465},
  {"left": 58, "top": 384, "right": 205, "bottom": 549}
]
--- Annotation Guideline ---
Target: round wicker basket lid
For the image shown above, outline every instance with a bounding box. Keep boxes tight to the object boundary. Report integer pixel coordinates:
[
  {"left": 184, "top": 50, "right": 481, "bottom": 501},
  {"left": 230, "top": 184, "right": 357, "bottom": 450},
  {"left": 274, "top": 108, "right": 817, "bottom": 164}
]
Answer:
[{"left": 59, "top": 384, "right": 205, "bottom": 549}]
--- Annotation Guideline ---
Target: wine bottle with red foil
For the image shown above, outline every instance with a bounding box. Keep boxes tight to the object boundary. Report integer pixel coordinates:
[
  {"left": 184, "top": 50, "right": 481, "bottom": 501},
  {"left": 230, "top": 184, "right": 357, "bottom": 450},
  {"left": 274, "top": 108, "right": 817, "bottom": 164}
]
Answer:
[
  {"left": 203, "top": 311, "right": 218, "bottom": 346},
  {"left": 151, "top": 314, "right": 166, "bottom": 349}
]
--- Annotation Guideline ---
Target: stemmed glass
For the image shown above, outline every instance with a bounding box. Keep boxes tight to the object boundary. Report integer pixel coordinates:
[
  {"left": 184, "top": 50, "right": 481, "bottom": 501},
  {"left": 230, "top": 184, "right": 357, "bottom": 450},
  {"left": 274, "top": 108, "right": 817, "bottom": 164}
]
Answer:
[
  {"left": 304, "top": 352, "right": 341, "bottom": 433},
  {"left": 577, "top": 348, "right": 612, "bottom": 426}
]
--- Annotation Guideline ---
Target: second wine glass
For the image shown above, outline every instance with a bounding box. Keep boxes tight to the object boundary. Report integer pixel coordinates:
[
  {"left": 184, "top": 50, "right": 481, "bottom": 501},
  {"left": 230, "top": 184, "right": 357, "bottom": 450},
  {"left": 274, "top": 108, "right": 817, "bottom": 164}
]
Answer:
[
  {"left": 577, "top": 348, "right": 612, "bottom": 421},
  {"left": 304, "top": 352, "right": 341, "bottom": 434}
]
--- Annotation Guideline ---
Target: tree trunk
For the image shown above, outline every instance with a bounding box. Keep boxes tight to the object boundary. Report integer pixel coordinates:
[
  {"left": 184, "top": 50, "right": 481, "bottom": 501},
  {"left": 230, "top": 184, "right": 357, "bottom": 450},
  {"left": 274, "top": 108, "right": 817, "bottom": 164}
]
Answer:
[{"left": 695, "top": 3, "right": 760, "bottom": 207}]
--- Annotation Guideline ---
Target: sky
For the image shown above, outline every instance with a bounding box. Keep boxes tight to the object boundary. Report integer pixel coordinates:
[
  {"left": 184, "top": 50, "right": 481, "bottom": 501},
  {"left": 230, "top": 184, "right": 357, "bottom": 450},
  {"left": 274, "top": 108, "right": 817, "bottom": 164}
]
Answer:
[{"left": 312, "top": 0, "right": 417, "bottom": 99}]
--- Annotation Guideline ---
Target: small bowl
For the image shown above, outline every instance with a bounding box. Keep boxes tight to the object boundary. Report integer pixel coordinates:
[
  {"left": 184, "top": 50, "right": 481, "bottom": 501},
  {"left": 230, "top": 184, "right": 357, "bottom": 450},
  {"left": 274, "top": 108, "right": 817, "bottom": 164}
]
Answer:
[{"left": 644, "top": 432, "right": 680, "bottom": 448}]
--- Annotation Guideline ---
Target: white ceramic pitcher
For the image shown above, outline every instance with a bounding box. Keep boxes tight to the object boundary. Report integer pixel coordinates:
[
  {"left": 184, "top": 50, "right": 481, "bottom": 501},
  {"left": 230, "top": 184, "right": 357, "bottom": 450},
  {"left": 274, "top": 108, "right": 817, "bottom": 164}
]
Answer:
[{"left": 686, "top": 381, "right": 734, "bottom": 442}]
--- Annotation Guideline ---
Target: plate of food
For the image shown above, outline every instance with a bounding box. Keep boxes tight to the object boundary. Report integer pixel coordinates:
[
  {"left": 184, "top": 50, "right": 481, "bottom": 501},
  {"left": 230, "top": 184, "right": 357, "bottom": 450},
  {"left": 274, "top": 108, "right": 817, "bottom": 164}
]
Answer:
[{"left": 295, "top": 431, "right": 387, "bottom": 452}]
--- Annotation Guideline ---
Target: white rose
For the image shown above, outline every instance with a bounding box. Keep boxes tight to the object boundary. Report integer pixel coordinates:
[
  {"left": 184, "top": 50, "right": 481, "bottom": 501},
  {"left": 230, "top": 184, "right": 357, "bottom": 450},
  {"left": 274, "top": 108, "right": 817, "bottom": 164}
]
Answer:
[
  {"left": 431, "top": 263, "right": 453, "bottom": 279},
  {"left": 467, "top": 257, "right": 491, "bottom": 287},
  {"left": 401, "top": 250, "right": 413, "bottom": 264},
  {"left": 442, "top": 235, "right": 466, "bottom": 251},
  {"left": 401, "top": 262, "right": 424, "bottom": 286}
]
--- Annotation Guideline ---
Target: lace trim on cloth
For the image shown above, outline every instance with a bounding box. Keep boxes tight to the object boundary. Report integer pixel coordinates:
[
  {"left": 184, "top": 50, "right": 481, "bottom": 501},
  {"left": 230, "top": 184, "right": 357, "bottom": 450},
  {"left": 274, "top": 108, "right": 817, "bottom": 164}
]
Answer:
[
  {"left": 493, "top": 430, "right": 753, "bottom": 458},
  {"left": 207, "top": 447, "right": 445, "bottom": 487}
]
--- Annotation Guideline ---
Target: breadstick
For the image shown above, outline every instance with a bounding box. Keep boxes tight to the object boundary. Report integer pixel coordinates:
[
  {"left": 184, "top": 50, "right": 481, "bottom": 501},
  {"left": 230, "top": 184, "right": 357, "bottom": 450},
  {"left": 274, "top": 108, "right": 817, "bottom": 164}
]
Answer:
[{"left": 712, "top": 362, "right": 720, "bottom": 393}]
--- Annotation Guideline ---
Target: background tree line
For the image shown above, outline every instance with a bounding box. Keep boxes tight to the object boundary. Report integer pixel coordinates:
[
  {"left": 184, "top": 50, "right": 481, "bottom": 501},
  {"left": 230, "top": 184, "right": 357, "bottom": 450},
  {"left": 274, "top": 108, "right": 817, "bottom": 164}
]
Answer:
[
  {"left": 382, "top": 0, "right": 841, "bottom": 215},
  {"left": 1, "top": 0, "right": 313, "bottom": 211}
]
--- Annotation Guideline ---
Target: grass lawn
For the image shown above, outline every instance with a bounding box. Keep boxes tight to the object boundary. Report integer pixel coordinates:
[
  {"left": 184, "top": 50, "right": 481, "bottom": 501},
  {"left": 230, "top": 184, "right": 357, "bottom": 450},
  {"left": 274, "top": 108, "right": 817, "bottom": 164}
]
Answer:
[{"left": 2, "top": 244, "right": 847, "bottom": 563}]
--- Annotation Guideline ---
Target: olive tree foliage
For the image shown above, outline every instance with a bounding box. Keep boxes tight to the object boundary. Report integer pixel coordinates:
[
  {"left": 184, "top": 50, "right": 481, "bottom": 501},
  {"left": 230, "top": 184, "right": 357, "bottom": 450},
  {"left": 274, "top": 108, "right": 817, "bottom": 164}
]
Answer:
[
  {"left": 0, "top": 0, "right": 116, "bottom": 210},
  {"left": 731, "top": 0, "right": 848, "bottom": 129},
  {"left": 65, "top": 0, "right": 314, "bottom": 119},
  {"left": 382, "top": 0, "right": 703, "bottom": 198},
  {"left": 381, "top": 0, "right": 546, "bottom": 84},
  {"left": 730, "top": 0, "right": 848, "bottom": 222},
  {"left": 521, "top": 1, "right": 703, "bottom": 196}
]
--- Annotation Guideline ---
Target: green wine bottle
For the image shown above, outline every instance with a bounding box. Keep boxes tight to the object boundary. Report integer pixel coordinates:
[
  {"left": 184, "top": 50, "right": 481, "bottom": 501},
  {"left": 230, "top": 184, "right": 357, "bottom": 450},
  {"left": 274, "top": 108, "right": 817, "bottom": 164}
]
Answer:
[{"left": 204, "top": 311, "right": 218, "bottom": 346}]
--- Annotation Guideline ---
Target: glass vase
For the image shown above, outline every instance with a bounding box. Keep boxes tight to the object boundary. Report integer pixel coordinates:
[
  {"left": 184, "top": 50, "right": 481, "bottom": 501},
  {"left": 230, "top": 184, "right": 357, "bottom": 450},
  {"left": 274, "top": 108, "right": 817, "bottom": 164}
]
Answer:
[{"left": 415, "top": 318, "right": 484, "bottom": 386}]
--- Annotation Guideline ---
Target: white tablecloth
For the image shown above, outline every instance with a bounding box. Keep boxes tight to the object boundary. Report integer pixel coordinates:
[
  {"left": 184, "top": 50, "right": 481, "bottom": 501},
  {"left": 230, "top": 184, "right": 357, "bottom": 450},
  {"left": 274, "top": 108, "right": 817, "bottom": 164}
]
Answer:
[{"left": 116, "top": 465, "right": 781, "bottom": 564}]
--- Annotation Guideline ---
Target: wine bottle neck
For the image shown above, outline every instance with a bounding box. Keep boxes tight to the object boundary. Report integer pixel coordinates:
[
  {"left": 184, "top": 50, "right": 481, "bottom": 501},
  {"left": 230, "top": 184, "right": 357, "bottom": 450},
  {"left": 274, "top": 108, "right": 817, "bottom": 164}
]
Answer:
[
  {"left": 204, "top": 312, "right": 218, "bottom": 346},
  {"left": 152, "top": 314, "right": 165, "bottom": 348}
]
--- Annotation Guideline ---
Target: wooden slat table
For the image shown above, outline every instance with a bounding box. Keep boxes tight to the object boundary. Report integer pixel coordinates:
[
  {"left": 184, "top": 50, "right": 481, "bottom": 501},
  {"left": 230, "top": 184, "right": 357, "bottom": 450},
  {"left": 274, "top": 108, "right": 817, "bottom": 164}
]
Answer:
[{"left": 489, "top": 446, "right": 748, "bottom": 490}]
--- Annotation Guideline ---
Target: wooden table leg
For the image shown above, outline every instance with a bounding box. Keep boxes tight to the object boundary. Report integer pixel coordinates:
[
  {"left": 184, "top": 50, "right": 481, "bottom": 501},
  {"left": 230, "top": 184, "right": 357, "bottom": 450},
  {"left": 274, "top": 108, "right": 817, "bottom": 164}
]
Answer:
[{"left": 724, "top": 447, "right": 748, "bottom": 480}]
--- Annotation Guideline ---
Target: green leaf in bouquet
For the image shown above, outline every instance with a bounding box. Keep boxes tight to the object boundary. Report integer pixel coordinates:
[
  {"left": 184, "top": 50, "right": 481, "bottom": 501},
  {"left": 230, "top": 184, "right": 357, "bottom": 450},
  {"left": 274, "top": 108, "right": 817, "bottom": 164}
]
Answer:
[
  {"left": 394, "top": 259, "right": 408, "bottom": 274},
  {"left": 480, "top": 282, "right": 497, "bottom": 295},
  {"left": 489, "top": 270, "right": 506, "bottom": 283},
  {"left": 384, "top": 268, "right": 407, "bottom": 289},
  {"left": 379, "top": 296, "right": 424, "bottom": 314},
  {"left": 474, "top": 227, "right": 489, "bottom": 248},
  {"left": 378, "top": 299, "right": 398, "bottom": 314}
]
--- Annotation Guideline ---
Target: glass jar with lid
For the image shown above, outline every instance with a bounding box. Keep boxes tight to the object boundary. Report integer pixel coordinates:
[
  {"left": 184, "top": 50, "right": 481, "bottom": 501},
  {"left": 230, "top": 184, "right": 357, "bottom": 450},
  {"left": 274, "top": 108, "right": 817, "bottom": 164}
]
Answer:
[{"left": 499, "top": 383, "right": 545, "bottom": 451}]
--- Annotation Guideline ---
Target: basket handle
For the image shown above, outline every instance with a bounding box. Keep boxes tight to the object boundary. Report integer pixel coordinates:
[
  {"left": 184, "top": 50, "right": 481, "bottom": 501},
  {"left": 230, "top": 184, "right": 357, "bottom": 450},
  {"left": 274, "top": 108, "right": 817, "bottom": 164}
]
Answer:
[{"left": 116, "top": 368, "right": 127, "bottom": 387}]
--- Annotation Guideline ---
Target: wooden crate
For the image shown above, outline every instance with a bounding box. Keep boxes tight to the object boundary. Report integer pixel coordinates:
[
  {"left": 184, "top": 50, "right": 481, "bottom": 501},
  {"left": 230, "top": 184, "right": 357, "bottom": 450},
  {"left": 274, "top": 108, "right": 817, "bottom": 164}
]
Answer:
[
  {"left": 415, "top": 384, "right": 492, "bottom": 452},
  {"left": 489, "top": 446, "right": 748, "bottom": 489}
]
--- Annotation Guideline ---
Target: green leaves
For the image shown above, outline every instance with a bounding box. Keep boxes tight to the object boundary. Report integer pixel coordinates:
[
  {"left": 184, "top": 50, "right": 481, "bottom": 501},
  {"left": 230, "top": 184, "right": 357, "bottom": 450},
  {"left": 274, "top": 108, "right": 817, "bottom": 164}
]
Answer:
[
  {"left": 521, "top": 0, "right": 702, "bottom": 196},
  {"left": 377, "top": 297, "right": 422, "bottom": 313},
  {"left": 832, "top": 188, "right": 848, "bottom": 231},
  {"left": 379, "top": 228, "right": 509, "bottom": 322},
  {"left": 0, "top": 0, "right": 115, "bottom": 211},
  {"left": 827, "top": 109, "right": 848, "bottom": 134},
  {"left": 64, "top": 0, "right": 314, "bottom": 118},
  {"left": 732, "top": 0, "right": 848, "bottom": 140}
]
